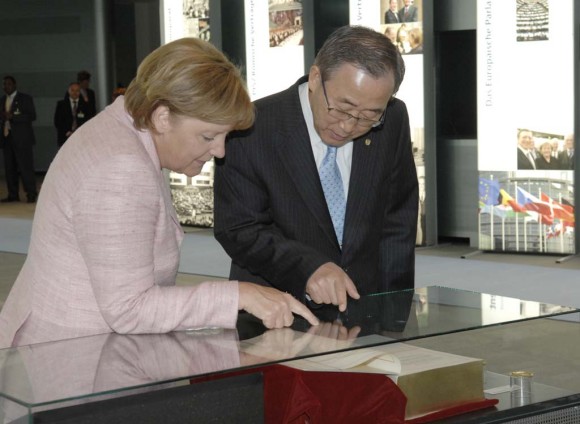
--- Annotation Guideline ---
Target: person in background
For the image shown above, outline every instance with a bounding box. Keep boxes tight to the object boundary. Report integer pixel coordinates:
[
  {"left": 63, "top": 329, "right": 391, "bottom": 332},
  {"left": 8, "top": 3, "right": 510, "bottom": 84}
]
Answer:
[
  {"left": 0, "top": 37, "right": 318, "bottom": 349},
  {"left": 384, "top": 25, "right": 397, "bottom": 45},
  {"left": 535, "top": 141, "right": 559, "bottom": 170},
  {"left": 384, "top": 0, "right": 400, "bottom": 24},
  {"left": 399, "top": 0, "right": 418, "bottom": 23},
  {"left": 408, "top": 27, "right": 423, "bottom": 54},
  {"left": 550, "top": 138, "right": 561, "bottom": 160},
  {"left": 516, "top": 129, "right": 536, "bottom": 170},
  {"left": 0, "top": 75, "right": 38, "bottom": 203},
  {"left": 396, "top": 24, "right": 411, "bottom": 54},
  {"left": 559, "top": 133, "right": 574, "bottom": 170},
  {"left": 54, "top": 82, "right": 91, "bottom": 147},
  {"left": 77, "top": 70, "right": 97, "bottom": 118},
  {"left": 111, "top": 84, "right": 126, "bottom": 102},
  {"left": 214, "top": 26, "right": 418, "bottom": 313}
]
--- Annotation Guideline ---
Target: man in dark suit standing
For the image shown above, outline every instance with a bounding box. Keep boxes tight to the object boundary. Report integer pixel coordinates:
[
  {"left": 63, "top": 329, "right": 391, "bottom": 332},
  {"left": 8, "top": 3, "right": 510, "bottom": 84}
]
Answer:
[
  {"left": 517, "top": 128, "right": 536, "bottom": 170},
  {"left": 559, "top": 133, "right": 575, "bottom": 170},
  {"left": 77, "top": 70, "right": 97, "bottom": 119},
  {"left": 385, "top": 0, "right": 400, "bottom": 24},
  {"left": 214, "top": 26, "right": 418, "bottom": 312},
  {"left": 54, "top": 82, "right": 91, "bottom": 147},
  {"left": 399, "top": 0, "right": 419, "bottom": 23},
  {"left": 0, "top": 75, "right": 38, "bottom": 203}
]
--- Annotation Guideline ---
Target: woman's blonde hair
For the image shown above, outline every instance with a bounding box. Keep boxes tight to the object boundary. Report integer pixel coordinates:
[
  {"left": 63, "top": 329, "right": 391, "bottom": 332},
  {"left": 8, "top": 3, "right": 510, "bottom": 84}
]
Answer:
[{"left": 124, "top": 37, "right": 254, "bottom": 131}]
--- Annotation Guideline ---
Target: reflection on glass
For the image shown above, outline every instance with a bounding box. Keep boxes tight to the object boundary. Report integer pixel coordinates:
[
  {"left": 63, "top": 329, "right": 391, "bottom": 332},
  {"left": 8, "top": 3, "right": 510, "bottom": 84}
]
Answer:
[{"left": 0, "top": 286, "right": 577, "bottom": 418}]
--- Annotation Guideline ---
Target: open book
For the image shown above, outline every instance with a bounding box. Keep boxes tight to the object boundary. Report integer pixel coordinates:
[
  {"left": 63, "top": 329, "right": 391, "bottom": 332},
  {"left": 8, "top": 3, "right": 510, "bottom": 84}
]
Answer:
[{"left": 286, "top": 343, "right": 486, "bottom": 420}]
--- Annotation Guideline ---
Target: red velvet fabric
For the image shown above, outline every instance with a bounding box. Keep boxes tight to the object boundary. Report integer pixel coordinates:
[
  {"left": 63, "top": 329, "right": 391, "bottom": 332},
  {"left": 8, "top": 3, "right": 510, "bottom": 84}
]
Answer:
[
  {"left": 191, "top": 364, "right": 407, "bottom": 423},
  {"left": 191, "top": 364, "right": 498, "bottom": 423}
]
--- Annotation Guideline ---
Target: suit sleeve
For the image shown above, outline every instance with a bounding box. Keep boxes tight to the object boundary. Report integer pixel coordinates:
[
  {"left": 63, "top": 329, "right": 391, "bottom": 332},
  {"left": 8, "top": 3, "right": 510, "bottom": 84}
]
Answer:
[
  {"left": 54, "top": 102, "right": 64, "bottom": 129},
  {"left": 379, "top": 102, "right": 418, "bottom": 292},
  {"left": 54, "top": 101, "right": 70, "bottom": 143},
  {"left": 214, "top": 134, "right": 331, "bottom": 298}
]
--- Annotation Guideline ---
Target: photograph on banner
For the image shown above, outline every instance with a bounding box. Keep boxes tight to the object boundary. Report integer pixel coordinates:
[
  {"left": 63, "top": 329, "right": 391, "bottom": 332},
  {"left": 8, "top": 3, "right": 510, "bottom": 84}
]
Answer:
[
  {"left": 516, "top": 0, "right": 548, "bottom": 42},
  {"left": 382, "top": 23, "right": 423, "bottom": 55},
  {"left": 170, "top": 160, "right": 217, "bottom": 227},
  {"left": 161, "top": 0, "right": 210, "bottom": 43},
  {"left": 245, "top": 0, "right": 305, "bottom": 100},
  {"left": 382, "top": 0, "right": 422, "bottom": 26},
  {"left": 170, "top": 165, "right": 216, "bottom": 227},
  {"left": 183, "top": 0, "right": 210, "bottom": 41},
  {"left": 269, "top": 0, "right": 303, "bottom": 47},
  {"left": 477, "top": 0, "right": 573, "bottom": 172},
  {"left": 478, "top": 170, "right": 574, "bottom": 254},
  {"left": 516, "top": 129, "right": 574, "bottom": 171}
]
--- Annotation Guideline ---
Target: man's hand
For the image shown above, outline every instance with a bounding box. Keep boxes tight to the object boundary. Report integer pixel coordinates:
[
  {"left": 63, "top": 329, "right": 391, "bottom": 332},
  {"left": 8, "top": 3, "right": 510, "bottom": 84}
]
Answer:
[
  {"left": 306, "top": 262, "right": 360, "bottom": 311},
  {"left": 238, "top": 282, "right": 320, "bottom": 329}
]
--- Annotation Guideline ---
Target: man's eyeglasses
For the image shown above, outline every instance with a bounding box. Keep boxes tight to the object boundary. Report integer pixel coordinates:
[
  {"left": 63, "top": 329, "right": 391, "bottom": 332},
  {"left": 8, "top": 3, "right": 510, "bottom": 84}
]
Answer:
[{"left": 321, "top": 79, "right": 386, "bottom": 129}]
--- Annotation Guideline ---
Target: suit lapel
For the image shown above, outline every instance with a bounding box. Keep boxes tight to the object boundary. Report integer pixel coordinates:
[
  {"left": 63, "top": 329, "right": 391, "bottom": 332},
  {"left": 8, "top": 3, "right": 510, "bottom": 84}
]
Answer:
[
  {"left": 343, "top": 132, "right": 381, "bottom": 254},
  {"left": 274, "top": 85, "right": 338, "bottom": 247},
  {"left": 10, "top": 93, "right": 20, "bottom": 113},
  {"left": 0, "top": 96, "right": 5, "bottom": 124}
]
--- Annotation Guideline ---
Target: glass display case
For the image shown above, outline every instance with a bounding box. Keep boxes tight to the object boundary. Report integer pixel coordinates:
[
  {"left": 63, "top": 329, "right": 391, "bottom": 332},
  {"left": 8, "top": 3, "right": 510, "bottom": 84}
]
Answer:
[{"left": 1, "top": 286, "right": 579, "bottom": 423}]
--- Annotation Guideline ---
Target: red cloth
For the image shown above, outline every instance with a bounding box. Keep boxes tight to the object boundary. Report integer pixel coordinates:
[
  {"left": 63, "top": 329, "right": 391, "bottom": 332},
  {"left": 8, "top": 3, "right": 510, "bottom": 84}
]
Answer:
[
  {"left": 192, "top": 364, "right": 498, "bottom": 423},
  {"left": 191, "top": 364, "right": 407, "bottom": 423}
]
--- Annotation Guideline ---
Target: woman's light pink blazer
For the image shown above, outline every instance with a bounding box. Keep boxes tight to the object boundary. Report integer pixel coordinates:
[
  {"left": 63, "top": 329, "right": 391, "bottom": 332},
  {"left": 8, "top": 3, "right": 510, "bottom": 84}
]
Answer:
[{"left": 0, "top": 98, "right": 238, "bottom": 348}]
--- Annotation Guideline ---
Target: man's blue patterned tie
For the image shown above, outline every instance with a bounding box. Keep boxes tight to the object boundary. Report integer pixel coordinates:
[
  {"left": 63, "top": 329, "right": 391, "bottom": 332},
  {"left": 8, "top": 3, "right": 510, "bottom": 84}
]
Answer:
[{"left": 319, "top": 146, "right": 346, "bottom": 246}]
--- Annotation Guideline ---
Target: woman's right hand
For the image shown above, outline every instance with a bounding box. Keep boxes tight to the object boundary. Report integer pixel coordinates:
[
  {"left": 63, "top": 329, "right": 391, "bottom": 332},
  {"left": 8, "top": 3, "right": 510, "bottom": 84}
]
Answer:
[{"left": 238, "top": 282, "right": 319, "bottom": 329}]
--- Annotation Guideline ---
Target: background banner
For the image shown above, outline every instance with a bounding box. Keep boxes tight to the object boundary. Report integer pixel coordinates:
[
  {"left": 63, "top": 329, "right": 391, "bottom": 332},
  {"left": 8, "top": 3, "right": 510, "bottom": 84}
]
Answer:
[
  {"left": 161, "top": 0, "right": 216, "bottom": 227},
  {"left": 477, "top": 0, "right": 575, "bottom": 254},
  {"left": 349, "top": 0, "right": 426, "bottom": 245},
  {"left": 244, "top": 0, "right": 305, "bottom": 101}
]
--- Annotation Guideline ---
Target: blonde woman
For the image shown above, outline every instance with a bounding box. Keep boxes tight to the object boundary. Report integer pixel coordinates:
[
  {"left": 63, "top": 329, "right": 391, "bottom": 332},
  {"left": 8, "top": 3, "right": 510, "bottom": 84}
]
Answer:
[{"left": 0, "top": 38, "right": 317, "bottom": 348}]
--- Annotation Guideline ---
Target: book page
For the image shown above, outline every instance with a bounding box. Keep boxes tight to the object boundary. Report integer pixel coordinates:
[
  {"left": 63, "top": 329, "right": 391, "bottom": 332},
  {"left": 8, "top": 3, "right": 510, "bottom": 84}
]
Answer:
[
  {"left": 292, "top": 349, "right": 401, "bottom": 374},
  {"left": 286, "top": 342, "right": 482, "bottom": 377},
  {"left": 370, "top": 343, "right": 483, "bottom": 376}
]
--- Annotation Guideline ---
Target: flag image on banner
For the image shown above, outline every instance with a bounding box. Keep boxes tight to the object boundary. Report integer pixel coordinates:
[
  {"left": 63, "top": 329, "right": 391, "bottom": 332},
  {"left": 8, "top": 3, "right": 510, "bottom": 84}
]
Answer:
[{"left": 479, "top": 178, "right": 501, "bottom": 206}]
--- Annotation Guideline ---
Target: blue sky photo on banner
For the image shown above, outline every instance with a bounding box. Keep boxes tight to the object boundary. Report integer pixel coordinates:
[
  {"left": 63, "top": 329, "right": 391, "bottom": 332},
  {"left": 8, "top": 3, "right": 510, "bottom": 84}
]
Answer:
[
  {"left": 477, "top": 0, "right": 575, "bottom": 254},
  {"left": 162, "top": 0, "right": 215, "bottom": 227},
  {"left": 350, "top": 0, "right": 426, "bottom": 245}
]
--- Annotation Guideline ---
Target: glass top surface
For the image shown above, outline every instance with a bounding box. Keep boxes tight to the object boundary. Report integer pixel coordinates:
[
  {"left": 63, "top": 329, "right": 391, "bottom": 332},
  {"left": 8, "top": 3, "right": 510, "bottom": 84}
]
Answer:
[{"left": 0, "top": 286, "right": 577, "bottom": 408}]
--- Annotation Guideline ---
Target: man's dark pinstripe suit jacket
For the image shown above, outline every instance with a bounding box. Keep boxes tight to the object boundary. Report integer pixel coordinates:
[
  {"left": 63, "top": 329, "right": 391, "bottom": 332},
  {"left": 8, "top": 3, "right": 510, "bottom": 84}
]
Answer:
[{"left": 214, "top": 76, "right": 418, "bottom": 302}]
